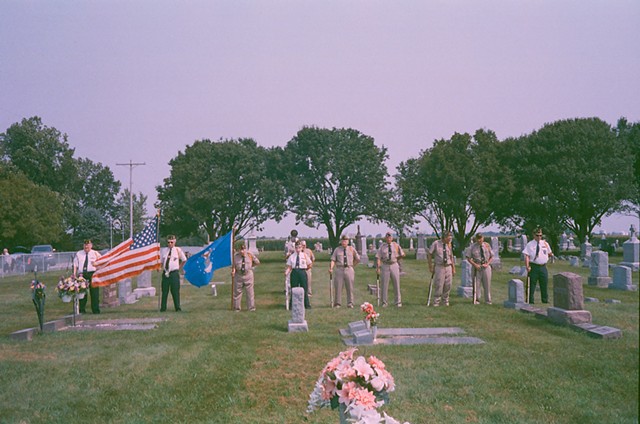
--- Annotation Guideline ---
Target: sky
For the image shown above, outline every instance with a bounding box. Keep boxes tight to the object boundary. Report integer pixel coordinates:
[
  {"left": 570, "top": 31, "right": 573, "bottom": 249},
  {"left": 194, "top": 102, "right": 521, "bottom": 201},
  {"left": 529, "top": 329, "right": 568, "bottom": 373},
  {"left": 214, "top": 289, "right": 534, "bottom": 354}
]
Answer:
[{"left": 1, "top": 0, "right": 639, "bottom": 238}]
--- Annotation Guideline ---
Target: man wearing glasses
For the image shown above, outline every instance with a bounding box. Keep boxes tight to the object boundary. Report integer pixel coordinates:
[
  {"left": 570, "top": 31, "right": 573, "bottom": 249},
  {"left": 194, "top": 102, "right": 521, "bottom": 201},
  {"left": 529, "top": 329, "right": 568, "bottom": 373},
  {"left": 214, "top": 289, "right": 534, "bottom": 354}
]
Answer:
[
  {"left": 161, "top": 235, "right": 187, "bottom": 312},
  {"left": 523, "top": 228, "right": 554, "bottom": 304}
]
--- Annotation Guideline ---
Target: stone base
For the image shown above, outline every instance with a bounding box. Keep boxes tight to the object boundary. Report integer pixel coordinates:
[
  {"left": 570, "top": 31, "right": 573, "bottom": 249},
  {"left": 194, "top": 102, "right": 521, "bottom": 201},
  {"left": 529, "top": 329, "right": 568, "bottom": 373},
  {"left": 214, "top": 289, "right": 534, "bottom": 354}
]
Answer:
[
  {"left": 587, "top": 276, "right": 612, "bottom": 288},
  {"left": 547, "top": 307, "right": 592, "bottom": 325},
  {"left": 353, "top": 329, "right": 374, "bottom": 344},
  {"left": 416, "top": 248, "right": 427, "bottom": 260},
  {"left": 120, "top": 293, "right": 139, "bottom": 305},
  {"left": 288, "top": 320, "right": 308, "bottom": 333},
  {"left": 490, "top": 259, "right": 502, "bottom": 271},
  {"left": 608, "top": 283, "right": 638, "bottom": 291},
  {"left": 574, "top": 323, "right": 622, "bottom": 339},
  {"left": 619, "top": 261, "right": 639, "bottom": 271},
  {"left": 503, "top": 300, "right": 527, "bottom": 310},
  {"left": 457, "top": 286, "right": 473, "bottom": 298},
  {"left": 133, "top": 287, "right": 156, "bottom": 298}
]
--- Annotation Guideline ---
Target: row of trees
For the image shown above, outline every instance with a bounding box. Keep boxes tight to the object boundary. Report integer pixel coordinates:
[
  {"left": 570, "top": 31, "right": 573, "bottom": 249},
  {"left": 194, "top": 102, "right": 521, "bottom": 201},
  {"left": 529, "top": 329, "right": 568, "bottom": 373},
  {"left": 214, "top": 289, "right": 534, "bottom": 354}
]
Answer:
[
  {"left": 157, "top": 117, "right": 639, "bottom": 253},
  {"left": 0, "top": 117, "right": 147, "bottom": 250},
  {"left": 2, "top": 116, "right": 638, "bottom": 253}
]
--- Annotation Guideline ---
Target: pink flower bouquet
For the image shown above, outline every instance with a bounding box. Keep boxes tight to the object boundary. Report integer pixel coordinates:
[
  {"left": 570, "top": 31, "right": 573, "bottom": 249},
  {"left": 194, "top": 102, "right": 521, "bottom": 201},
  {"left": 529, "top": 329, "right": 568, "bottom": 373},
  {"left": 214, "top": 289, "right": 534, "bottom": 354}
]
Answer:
[
  {"left": 361, "top": 302, "right": 380, "bottom": 327},
  {"left": 308, "top": 348, "right": 409, "bottom": 423}
]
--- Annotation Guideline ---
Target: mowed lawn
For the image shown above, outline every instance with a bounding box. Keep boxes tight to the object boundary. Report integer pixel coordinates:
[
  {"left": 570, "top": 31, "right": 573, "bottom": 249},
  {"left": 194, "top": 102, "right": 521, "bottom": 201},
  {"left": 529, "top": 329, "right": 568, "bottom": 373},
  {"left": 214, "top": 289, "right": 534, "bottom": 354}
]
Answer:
[{"left": 0, "top": 253, "right": 638, "bottom": 424}]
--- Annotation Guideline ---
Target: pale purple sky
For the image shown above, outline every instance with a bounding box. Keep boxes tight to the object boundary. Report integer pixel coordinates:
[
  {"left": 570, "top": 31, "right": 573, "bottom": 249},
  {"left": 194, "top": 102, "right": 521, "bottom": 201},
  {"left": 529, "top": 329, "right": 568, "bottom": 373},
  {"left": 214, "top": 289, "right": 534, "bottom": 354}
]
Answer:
[{"left": 1, "top": 1, "right": 639, "bottom": 237}]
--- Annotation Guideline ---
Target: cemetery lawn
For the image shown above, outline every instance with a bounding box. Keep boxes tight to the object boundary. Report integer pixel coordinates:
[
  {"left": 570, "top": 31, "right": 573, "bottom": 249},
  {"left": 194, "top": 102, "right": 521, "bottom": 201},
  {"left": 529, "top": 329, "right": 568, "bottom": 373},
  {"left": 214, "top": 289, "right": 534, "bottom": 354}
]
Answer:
[{"left": 0, "top": 254, "right": 637, "bottom": 424}]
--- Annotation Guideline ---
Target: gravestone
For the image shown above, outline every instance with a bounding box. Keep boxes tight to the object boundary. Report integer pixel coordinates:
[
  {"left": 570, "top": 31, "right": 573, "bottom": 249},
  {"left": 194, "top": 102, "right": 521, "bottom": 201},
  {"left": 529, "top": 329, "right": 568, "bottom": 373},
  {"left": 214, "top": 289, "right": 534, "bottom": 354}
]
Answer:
[
  {"left": 587, "top": 251, "right": 612, "bottom": 288},
  {"left": 569, "top": 256, "right": 580, "bottom": 267},
  {"left": 519, "top": 235, "right": 528, "bottom": 260},
  {"left": 416, "top": 234, "right": 427, "bottom": 260},
  {"left": 490, "top": 237, "right": 502, "bottom": 270},
  {"left": 456, "top": 260, "right": 473, "bottom": 298},
  {"left": 134, "top": 270, "right": 156, "bottom": 298},
  {"left": 503, "top": 279, "right": 526, "bottom": 309},
  {"left": 513, "top": 236, "right": 522, "bottom": 253},
  {"left": 314, "top": 242, "right": 323, "bottom": 252},
  {"left": 288, "top": 287, "right": 308, "bottom": 332},
  {"left": 568, "top": 236, "right": 577, "bottom": 250},
  {"left": 409, "top": 238, "right": 414, "bottom": 251},
  {"left": 547, "top": 272, "right": 592, "bottom": 325},
  {"left": 581, "top": 236, "right": 592, "bottom": 260},
  {"left": 118, "top": 277, "right": 138, "bottom": 304},
  {"left": 609, "top": 266, "right": 637, "bottom": 291},
  {"left": 507, "top": 239, "right": 513, "bottom": 252},
  {"left": 246, "top": 232, "right": 259, "bottom": 256},
  {"left": 560, "top": 233, "right": 569, "bottom": 251},
  {"left": 101, "top": 283, "right": 120, "bottom": 308},
  {"left": 355, "top": 226, "right": 368, "bottom": 266},
  {"left": 619, "top": 225, "right": 639, "bottom": 271}
]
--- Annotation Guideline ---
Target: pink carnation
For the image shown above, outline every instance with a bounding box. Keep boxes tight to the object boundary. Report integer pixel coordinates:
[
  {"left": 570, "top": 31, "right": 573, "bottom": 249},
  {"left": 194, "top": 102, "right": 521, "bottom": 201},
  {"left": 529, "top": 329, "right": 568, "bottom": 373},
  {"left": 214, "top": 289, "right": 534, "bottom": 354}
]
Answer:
[
  {"left": 337, "top": 380, "right": 358, "bottom": 404},
  {"left": 353, "top": 356, "right": 375, "bottom": 380},
  {"left": 367, "top": 355, "right": 386, "bottom": 370},
  {"left": 351, "top": 387, "right": 378, "bottom": 410}
]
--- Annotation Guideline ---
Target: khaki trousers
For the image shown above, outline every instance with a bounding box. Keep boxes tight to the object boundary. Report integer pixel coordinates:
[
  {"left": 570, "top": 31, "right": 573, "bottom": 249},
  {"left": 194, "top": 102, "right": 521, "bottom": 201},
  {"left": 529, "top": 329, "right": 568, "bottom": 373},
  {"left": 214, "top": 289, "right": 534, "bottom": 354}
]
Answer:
[
  {"left": 473, "top": 267, "right": 492, "bottom": 303},
  {"left": 433, "top": 265, "right": 452, "bottom": 306},
  {"left": 233, "top": 272, "right": 255, "bottom": 311},
  {"left": 380, "top": 262, "right": 401, "bottom": 306},
  {"left": 333, "top": 266, "right": 355, "bottom": 306}
]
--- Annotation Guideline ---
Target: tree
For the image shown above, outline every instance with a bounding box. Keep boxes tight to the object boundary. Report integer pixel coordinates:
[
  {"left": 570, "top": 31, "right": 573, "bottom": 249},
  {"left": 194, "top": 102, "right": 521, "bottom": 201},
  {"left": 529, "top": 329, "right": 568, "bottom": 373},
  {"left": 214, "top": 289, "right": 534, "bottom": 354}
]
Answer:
[
  {"left": 615, "top": 117, "right": 640, "bottom": 217},
  {"left": 115, "top": 190, "right": 149, "bottom": 238},
  {"left": 0, "top": 171, "right": 64, "bottom": 248},
  {"left": 396, "top": 131, "right": 495, "bottom": 254},
  {"left": 157, "top": 138, "right": 284, "bottom": 240},
  {"left": 281, "top": 127, "right": 391, "bottom": 248},
  {"left": 75, "top": 157, "right": 121, "bottom": 219},
  {"left": 72, "top": 207, "right": 110, "bottom": 249}
]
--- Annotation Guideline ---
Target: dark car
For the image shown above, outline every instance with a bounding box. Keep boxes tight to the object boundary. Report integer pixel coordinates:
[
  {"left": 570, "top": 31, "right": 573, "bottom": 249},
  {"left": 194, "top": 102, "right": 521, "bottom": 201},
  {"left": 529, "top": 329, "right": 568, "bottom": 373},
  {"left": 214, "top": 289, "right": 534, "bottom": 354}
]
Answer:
[{"left": 26, "top": 245, "right": 57, "bottom": 272}]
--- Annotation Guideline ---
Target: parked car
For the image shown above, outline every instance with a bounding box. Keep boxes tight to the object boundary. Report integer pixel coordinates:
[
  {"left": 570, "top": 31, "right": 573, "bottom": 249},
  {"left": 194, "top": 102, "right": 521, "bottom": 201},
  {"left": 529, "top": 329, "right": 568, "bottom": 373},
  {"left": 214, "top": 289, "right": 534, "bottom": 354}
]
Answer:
[{"left": 25, "top": 245, "right": 57, "bottom": 272}]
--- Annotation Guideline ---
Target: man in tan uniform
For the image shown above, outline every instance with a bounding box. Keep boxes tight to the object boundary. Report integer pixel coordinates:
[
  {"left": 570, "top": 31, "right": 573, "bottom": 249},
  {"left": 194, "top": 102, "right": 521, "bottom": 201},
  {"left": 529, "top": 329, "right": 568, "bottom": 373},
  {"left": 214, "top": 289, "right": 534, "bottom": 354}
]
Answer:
[
  {"left": 466, "top": 233, "right": 493, "bottom": 305},
  {"left": 428, "top": 231, "right": 455, "bottom": 307},
  {"left": 329, "top": 235, "right": 360, "bottom": 308},
  {"left": 376, "top": 232, "right": 405, "bottom": 307},
  {"left": 301, "top": 240, "right": 315, "bottom": 296},
  {"left": 232, "top": 241, "right": 260, "bottom": 312}
]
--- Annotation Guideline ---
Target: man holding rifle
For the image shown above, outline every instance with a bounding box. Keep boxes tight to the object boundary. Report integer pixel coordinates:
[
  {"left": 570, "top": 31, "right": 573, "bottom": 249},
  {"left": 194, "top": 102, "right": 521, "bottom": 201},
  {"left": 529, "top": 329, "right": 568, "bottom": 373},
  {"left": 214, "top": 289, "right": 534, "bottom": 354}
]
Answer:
[
  {"left": 427, "top": 231, "right": 455, "bottom": 307},
  {"left": 523, "top": 228, "right": 553, "bottom": 304},
  {"left": 329, "top": 235, "right": 360, "bottom": 308},
  {"left": 466, "top": 233, "right": 493, "bottom": 305}
]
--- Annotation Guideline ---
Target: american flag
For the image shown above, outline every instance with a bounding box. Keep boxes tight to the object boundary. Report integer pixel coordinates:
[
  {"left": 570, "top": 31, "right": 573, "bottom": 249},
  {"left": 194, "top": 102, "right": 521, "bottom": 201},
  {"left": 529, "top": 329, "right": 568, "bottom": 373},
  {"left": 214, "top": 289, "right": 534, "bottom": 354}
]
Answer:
[{"left": 91, "top": 216, "right": 161, "bottom": 287}]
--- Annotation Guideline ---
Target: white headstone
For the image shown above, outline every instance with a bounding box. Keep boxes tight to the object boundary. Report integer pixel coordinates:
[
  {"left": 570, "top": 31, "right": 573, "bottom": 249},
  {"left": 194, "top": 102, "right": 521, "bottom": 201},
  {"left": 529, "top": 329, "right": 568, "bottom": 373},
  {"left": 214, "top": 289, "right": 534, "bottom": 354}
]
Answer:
[
  {"left": 619, "top": 226, "right": 639, "bottom": 271},
  {"left": 288, "top": 287, "right": 309, "bottom": 332},
  {"left": 609, "top": 266, "right": 637, "bottom": 291}
]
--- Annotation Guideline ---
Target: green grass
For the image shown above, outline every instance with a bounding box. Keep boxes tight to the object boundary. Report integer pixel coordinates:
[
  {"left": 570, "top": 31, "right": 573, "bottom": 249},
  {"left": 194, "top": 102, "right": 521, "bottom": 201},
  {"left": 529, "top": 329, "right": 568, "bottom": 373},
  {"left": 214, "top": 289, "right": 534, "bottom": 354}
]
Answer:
[{"left": 0, "top": 254, "right": 638, "bottom": 423}]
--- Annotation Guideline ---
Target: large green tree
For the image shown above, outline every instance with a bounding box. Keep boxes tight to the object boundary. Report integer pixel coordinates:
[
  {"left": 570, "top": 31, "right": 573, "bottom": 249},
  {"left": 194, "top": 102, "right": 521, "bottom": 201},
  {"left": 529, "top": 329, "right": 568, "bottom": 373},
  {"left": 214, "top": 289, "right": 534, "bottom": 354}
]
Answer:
[
  {"left": 0, "top": 171, "right": 64, "bottom": 248},
  {"left": 615, "top": 117, "right": 640, "bottom": 217},
  {"left": 396, "top": 130, "right": 496, "bottom": 254},
  {"left": 494, "top": 117, "right": 635, "bottom": 249},
  {"left": 115, "top": 190, "right": 149, "bottom": 238},
  {"left": 157, "top": 138, "right": 284, "bottom": 240},
  {"left": 281, "top": 127, "right": 391, "bottom": 248}
]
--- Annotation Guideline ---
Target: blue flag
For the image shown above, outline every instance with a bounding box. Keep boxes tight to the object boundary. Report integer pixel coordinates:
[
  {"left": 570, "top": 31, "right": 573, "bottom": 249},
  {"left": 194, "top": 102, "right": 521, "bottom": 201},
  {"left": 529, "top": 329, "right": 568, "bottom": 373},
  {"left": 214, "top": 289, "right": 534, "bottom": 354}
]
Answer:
[{"left": 184, "top": 231, "right": 233, "bottom": 287}]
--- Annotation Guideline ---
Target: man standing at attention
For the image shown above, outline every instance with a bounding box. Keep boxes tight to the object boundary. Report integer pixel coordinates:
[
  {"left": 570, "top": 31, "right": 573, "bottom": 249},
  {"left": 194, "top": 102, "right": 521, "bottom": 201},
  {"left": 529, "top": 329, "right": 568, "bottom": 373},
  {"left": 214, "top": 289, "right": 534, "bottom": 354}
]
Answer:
[
  {"left": 301, "top": 240, "right": 315, "bottom": 296},
  {"left": 376, "top": 232, "right": 405, "bottom": 307},
  {"left": 161, "top": 235, "right": 187, "bottom": 312},
  {"left": 329, "top": 235, "right": 360, "bottom": 308},
  {"left": 285, "top": 241, "right": 312, "bottom": 309},
  {"left": 523, "top": 228, "right": 553, "bottom": 304},
  {"left": 466, "top": 233, "right": 493, "bottom": 305},
  {"left": 428, "top": 231, "right": 455, "bottom": 307},
  {"left": 232, "top": 241, "right": 260, "bottom": 312},
  {"left": 73, "top": 239, "right": 102, "bottom": 314}
]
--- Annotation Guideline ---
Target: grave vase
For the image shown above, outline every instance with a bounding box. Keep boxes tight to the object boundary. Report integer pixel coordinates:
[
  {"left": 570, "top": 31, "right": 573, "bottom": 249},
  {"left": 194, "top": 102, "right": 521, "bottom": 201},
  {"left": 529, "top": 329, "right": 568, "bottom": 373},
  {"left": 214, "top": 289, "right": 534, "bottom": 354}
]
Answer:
[
  {"left": 338, "top": 402, "right": 348, "bottom": 424},
  {"left": 61, "top": 294, "right": 72, "bottom": 303},
  {"left": 372, "top": 326, "right": 378, "bottom": 341},
  {"left": 364, "top": 319, "right": 371, "bottom": 329},
  {"left": 77, "top": 292, "right": 86, "bottom": 299}
]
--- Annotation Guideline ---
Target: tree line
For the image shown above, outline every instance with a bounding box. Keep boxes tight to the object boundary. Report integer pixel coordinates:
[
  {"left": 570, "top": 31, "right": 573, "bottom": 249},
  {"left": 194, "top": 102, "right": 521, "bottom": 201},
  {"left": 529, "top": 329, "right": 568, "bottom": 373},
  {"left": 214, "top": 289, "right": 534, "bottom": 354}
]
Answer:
[{"left": 2, "top": 116, "right": 638, "bottom": 253}]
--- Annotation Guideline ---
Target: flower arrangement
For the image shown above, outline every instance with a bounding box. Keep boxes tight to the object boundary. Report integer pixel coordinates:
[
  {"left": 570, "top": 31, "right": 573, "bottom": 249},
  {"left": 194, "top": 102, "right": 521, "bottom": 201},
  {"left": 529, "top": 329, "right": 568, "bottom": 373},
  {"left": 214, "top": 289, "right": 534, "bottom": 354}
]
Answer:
[
  {"left": 30, "top": 280, "right": 46, "bottom": 299},
  {"left": 307, "top": 348, "right": 409, "bottom": 424},
  {"left": 56, "top": 275, "right": 86, "bottom": 298},
  {"left": 361, "top": 302, "right": 380, "bottom": 327}
]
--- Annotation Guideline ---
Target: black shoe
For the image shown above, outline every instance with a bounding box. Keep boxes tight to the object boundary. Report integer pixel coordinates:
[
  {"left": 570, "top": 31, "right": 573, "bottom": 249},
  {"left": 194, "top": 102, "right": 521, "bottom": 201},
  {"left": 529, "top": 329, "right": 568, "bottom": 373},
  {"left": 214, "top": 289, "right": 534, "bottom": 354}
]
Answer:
[
  {"left": 176, "top": 308, "right": 182, "bottom": 312},
  {"left": 160, "top": 309, "right": 167, "bottom": 312},
  {"left": 79, "top": 309, "right": 86, "bottom": 314}
]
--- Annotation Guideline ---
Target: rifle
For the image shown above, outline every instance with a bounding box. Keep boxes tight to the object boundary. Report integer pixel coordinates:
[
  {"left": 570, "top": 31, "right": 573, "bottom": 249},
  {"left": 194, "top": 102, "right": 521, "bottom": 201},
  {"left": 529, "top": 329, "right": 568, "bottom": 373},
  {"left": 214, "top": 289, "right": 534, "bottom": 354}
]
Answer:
[
  {"left": 376, "top": 270, "right": 381, "bottom": 307},
  {"left": 472, "top": 264, "right": 478, "bottom": 305},
  {"left": 329, "top": 271, "right": 334, "bottom": 308},
  {"left": 525, "top": 272, "right": 530, "bottom": 304},
  {"left": 426, "top": 270, "right": 434, "bottom": 306},
  {"left": 285, "top": 272, "right": 291, "bottom": 310}
]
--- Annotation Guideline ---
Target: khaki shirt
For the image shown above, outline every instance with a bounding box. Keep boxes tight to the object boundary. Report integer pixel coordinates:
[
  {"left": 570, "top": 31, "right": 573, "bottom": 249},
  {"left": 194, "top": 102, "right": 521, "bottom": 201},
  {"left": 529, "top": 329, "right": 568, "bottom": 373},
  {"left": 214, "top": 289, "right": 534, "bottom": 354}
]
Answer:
[
  {"left": 304, "top": 248, "right": 315, "bottom": 268},
  {"left": 376, "top": 242, "right": 404, "bottom": 264},
  {"left": 233, "top": 252, "right": 259, "bottom": 274},
  {"left": 331, "top": 245, "right": 360, "bottom": 267},
  {"left": 466, "top": 242, "right": 492, "bottom": 265},
  {"left": 428, "top": 240, "right": 453, "bottom": 266}
]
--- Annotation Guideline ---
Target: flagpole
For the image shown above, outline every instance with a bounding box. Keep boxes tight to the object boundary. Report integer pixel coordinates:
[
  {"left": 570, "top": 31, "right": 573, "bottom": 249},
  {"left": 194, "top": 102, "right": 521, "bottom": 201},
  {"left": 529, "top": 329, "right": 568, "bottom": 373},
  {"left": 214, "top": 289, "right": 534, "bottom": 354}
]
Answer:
[
  {"left": 156, "top": 209, "right": 162, "bottom": 312},
  {"left": 230, "top": 226, "right": 236, "bottom": 310}
]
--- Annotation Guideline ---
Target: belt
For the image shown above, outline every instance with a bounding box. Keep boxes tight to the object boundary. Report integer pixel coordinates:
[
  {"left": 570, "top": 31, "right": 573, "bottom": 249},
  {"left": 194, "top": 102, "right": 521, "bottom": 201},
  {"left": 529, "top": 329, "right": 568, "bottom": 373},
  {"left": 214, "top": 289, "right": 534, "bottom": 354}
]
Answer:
[
  {"left": 337, "top": 265, "right": 352, "bottom": 268},
  {"left": 530, "top": 263, "right": 547, "bottom": 267}
]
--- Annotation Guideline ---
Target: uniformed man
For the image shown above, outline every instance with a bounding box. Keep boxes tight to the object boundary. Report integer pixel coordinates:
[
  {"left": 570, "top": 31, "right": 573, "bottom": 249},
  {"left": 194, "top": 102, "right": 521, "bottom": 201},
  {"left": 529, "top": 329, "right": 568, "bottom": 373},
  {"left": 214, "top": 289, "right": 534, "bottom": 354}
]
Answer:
[
  {"left": 523, "top": 228, "right": 553, "bottom": 304},
  {"left": 160, "top": 235, "right": 187, "bottom": 312},
  {"left": 73, "top": 239, "right": 102, "bottom": 314},
  {"left": 376, "top": 232, "right": 405, "bottom": 307},
  {"left": 428, "top": 231, "right": 455, "bottom": 307},
  {"left": 329, "top": 235, "right": 361, "bottom": 308},
  {"left": 285, "top": 241, "right": 312, "bottom": 309},
  {"left": 466, "top": 233, "right": 493, "bottom": 305},
  {"left": 232, "top": 241, "right": 260, "bottom": 312}
]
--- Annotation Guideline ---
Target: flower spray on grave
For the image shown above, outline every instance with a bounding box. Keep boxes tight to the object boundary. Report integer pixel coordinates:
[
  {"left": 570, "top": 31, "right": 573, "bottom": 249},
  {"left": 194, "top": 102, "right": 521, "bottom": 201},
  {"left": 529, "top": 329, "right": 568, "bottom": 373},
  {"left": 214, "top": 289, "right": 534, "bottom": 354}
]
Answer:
[
  {"left": 307, "top": 348, "right": 410, "bottom": 424},
  {"left": 30, "top": 279, "right": 46, "bottom": 333},
  {"left": 361, "top": 302, "right": 380, "bottom": 328}
]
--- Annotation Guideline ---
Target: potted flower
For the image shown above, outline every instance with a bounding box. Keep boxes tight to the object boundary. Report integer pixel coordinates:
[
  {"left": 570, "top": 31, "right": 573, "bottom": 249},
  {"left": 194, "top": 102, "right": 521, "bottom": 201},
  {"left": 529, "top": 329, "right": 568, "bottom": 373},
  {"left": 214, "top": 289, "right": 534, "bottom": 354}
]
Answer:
[
  {"left": 56, "top": 276, "right": 78, "bottom": 302},
  {"left": 307, "top": 348, "right": 409, "bottom": 424},
  {"left": 361, "top": 302, "right": 380, "bottom": 338},
  {"left": 75, "top": 276, "right": 88, "bottom": 299},
  {"left": 30, "top": 280, "right": 46, "bottom": 332}
]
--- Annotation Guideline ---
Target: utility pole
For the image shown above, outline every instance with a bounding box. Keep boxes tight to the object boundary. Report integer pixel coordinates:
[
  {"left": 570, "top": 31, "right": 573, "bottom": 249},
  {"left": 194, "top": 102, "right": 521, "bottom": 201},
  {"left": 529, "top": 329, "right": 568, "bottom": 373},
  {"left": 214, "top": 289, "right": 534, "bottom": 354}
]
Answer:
[{"left": 116, "top": 160, "right": 146, "bottom": 238}]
